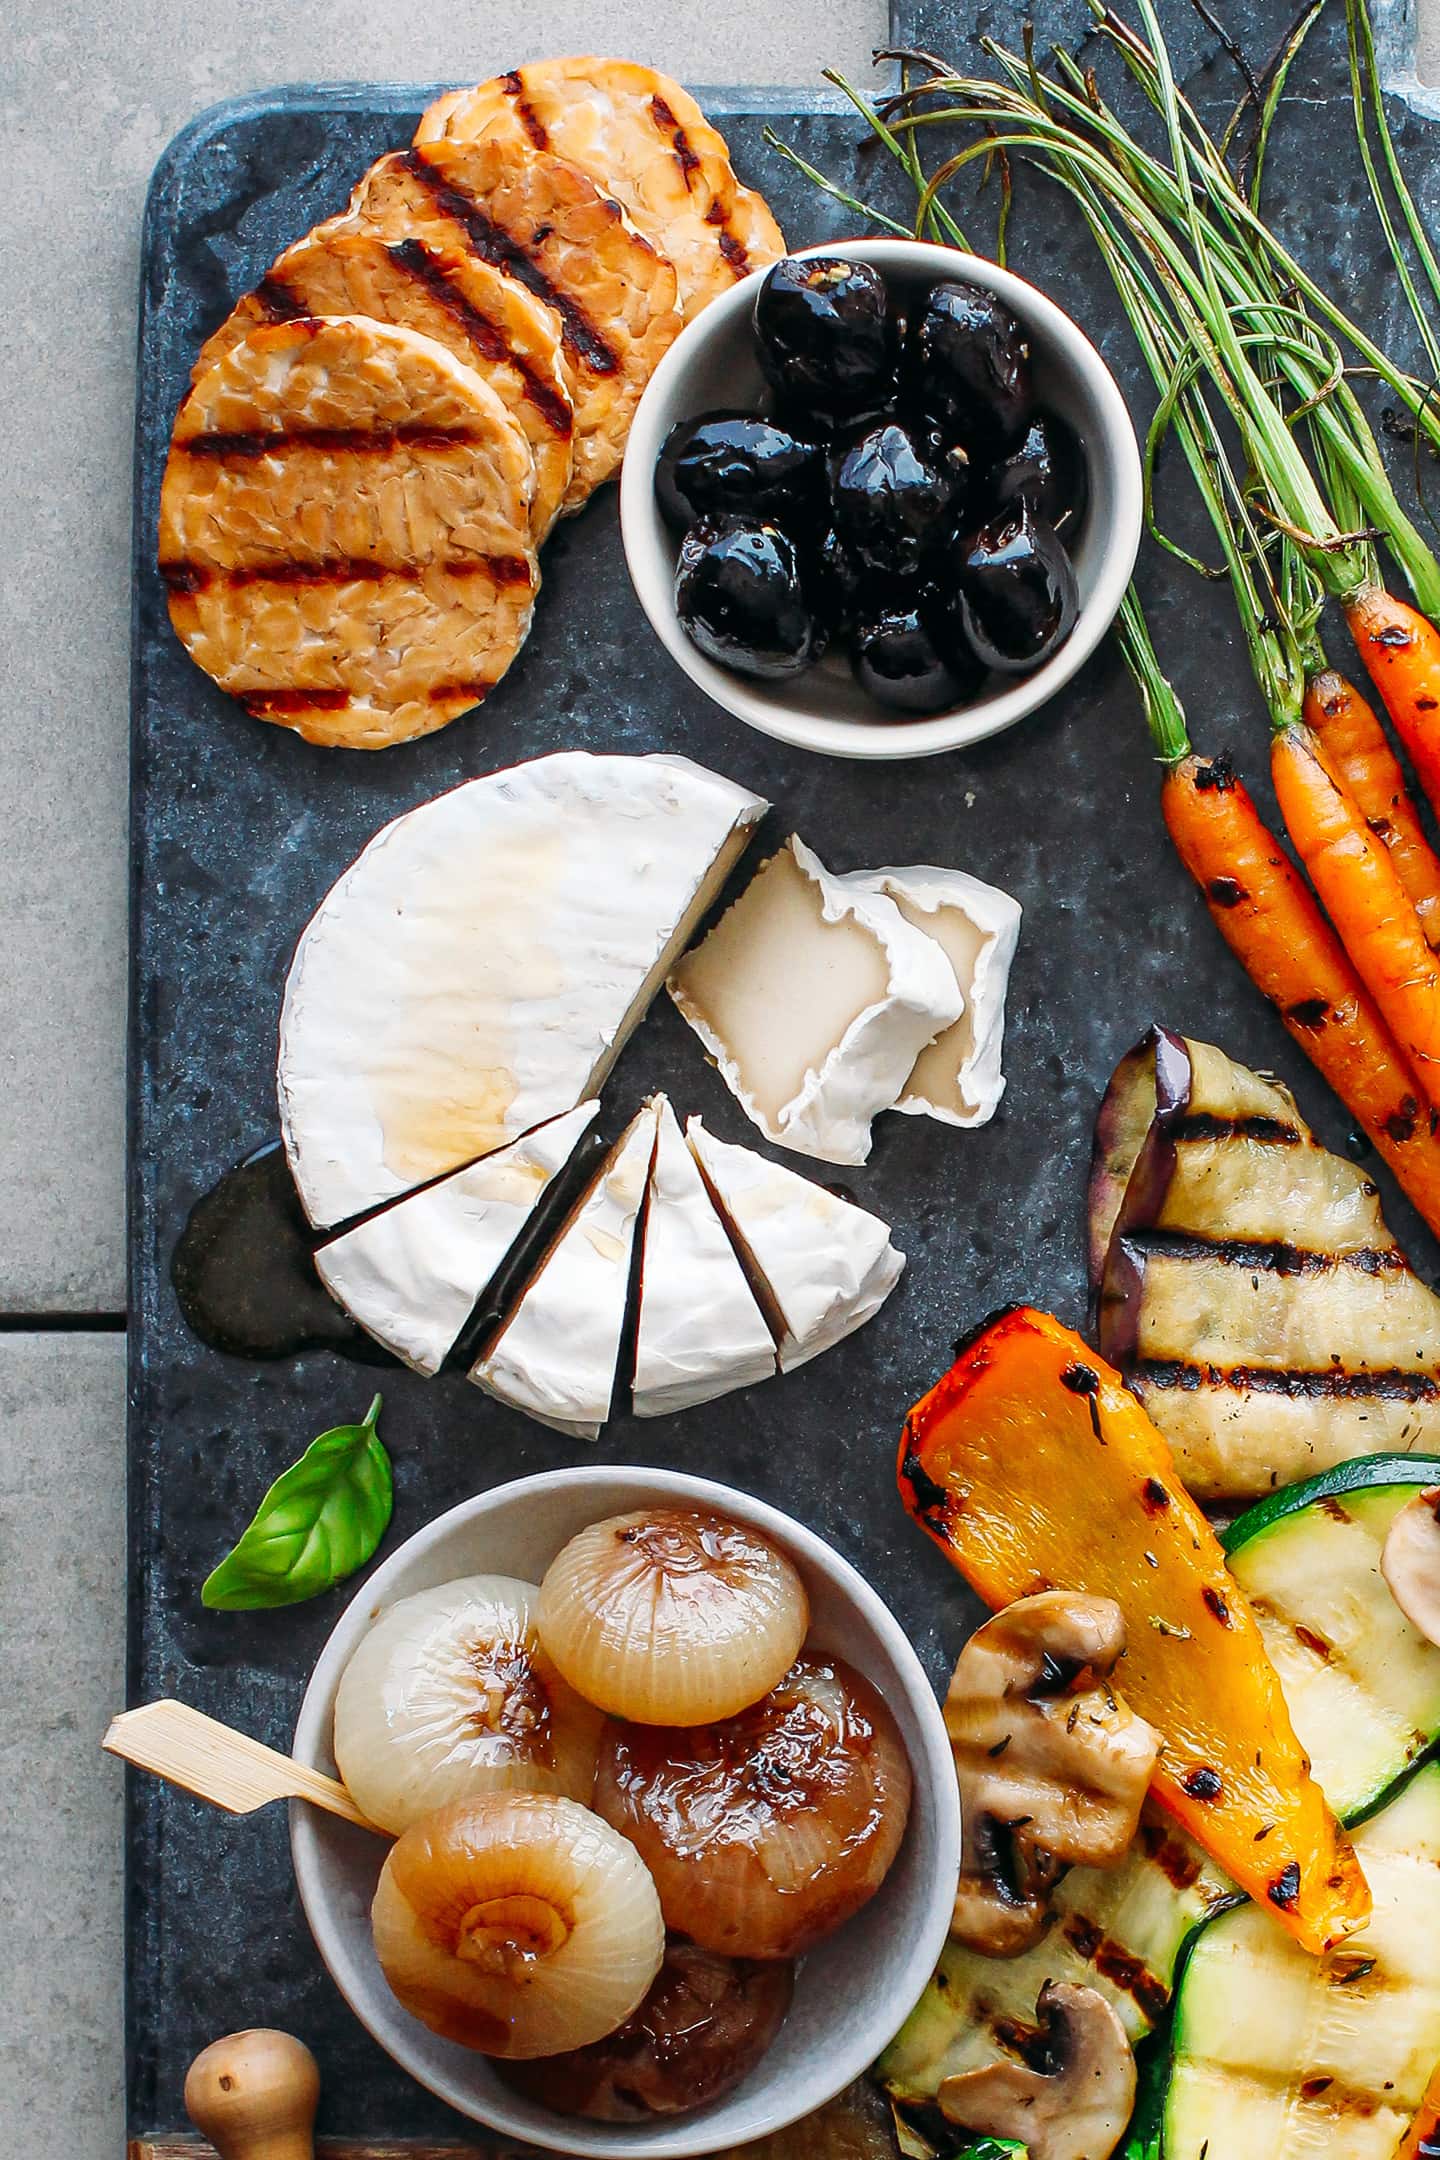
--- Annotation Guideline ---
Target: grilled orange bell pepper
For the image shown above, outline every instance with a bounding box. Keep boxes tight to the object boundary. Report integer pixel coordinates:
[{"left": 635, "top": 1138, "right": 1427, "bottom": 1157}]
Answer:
[{"left": 898, "top": 1305, "right": 1369, "bottom": 1955}]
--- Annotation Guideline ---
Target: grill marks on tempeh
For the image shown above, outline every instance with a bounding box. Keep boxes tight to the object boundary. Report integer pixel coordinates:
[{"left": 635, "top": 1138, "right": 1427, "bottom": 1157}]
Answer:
[
  {"left": 193, "top": 224, "right": 574, "bottom": 535},
  {"left": 1092, "top": 1031, "right": 1440, "bottom": 1499},
  {"left": 162, "top": 59, "right": 772, "bottom": 742},
  {"left": 414, "top": 57, "right": 785, "bottom": 319},
  {"left": 159, "top": 316, "right": 539, "bottom": 751},
  {"left": 349, "top": 137, "right": 681, "bottom": 505}
]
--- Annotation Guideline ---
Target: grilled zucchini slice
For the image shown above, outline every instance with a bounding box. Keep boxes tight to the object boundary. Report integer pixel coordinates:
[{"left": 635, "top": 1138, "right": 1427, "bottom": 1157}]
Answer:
[
  {"left": 1223, "top": 1455, "right": 1440, "bottom": 1822},
  {"left": 1164, "top": 1763, "right": 1440, "bottom": 2160}
]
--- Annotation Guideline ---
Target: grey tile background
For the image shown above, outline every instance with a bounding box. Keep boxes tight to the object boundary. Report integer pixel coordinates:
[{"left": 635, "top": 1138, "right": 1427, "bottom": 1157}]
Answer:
[{"left": 1, "top": 0, "right": 1436, "bottom": 2153}]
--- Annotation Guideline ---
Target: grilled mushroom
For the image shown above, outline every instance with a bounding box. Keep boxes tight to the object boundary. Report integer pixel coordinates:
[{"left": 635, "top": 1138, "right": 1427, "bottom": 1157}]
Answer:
[
  {"left": 938, "top": 1982, "right": 1137, "bottom": 2160},
  {"left": 945, "top": 1591, "right": 1160, "bottom": 1954},
  {"left": 1382, "top": 1487, "right": 1440, "bottom": 1647}
]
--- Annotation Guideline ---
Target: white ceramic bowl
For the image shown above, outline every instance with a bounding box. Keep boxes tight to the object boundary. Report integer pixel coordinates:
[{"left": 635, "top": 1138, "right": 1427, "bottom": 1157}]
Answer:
[
  {"left": 291, "top": 1465, "right": 959, "bottom": 2157},
  {"left": 621, "top": 237, "right": 1142, "bottom": 760}
]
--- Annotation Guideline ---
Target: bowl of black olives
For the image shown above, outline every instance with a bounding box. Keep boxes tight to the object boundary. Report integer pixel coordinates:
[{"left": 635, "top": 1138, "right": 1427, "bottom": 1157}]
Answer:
[{"left": 620, "top": 240, "right": 1142, "bottom": 759}]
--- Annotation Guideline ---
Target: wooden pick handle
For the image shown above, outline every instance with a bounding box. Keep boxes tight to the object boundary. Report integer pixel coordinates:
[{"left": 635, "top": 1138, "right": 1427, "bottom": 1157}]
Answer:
[
  {"left": 103, "top": 1701, "right": 381, "bottom": 1833},
  {"left": 185, "top": 2030, "right": 319, "bottom": 2160}
]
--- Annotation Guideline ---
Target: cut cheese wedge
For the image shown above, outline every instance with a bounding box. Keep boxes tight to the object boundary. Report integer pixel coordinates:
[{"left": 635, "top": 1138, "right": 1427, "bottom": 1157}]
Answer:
[
  {"left": 667, "top": 836, "right": 962, "bottom": 1165},
  {"left": 279, "top": 752, "right": 766, "bottom": 1228},
  {"left": 686, "top": 1117, "right": 904, "bottom": 1370},
  {"left": 632, "top": 1097, "right": 777, "bottom": 1418},
  {"left": 313, "top": 1102, "right": 599, "bottom": 1375},
  {"left": 842, "top": 865, "right": 1020, "bottom": 1128},
  {"left": 470, "top": 1100, "right": 660, "bottom": 1439}
]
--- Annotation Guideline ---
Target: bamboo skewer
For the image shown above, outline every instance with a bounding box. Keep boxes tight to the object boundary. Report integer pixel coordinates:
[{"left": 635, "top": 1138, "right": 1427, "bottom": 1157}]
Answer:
[{"left": 104, "top": 1700, "right": 383, "bottom": 1834}]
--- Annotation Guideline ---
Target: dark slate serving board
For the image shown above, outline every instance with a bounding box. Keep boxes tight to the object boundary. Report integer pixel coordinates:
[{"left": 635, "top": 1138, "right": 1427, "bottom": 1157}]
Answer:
[{"left": 128, "top": 13, "right": 1440, "bottom": 2142}]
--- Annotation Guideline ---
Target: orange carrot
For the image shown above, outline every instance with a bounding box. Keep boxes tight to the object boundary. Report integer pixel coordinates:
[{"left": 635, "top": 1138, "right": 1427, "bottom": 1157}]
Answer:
[
  {"left": 1161, "top": 752, "right": 1440, "bottom": 1232},
  {"left": 1271, "top": 722, "right": 1440, "bottom": 1080},
  {"left": 1347, "top": 587, "right": 1440, "bottom": 816},
  {"left": 1305, "top": 666, "right": 1440, "bottom": 950}
]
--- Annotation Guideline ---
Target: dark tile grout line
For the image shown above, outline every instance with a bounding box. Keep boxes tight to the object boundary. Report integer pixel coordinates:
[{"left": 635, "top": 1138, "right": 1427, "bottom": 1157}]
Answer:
[{"left": 0, "top": 1312, "right": 127, "bottom": 1332}]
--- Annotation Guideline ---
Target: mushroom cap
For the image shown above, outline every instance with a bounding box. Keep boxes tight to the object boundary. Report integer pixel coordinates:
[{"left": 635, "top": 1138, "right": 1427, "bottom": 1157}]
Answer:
[
  {"left": 945, "top": 1592, "right": 1161, "bottom": 1956},
  {"left": 938, "top": 1981, "right": 1137, "bottom": 2160},
  {"left": 1381, "top": 1487, "right": 1440, "bottom": 1649}
]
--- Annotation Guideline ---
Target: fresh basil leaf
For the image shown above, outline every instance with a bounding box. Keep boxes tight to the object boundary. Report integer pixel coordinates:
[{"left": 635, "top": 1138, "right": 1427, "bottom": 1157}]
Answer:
[{"left": 202, "top": 1395, "right": 392, "bottom": 1610}]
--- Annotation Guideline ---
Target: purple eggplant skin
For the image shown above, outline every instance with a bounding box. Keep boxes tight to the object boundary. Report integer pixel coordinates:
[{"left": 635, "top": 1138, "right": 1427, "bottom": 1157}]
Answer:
[
  {"left": 1086, "top": 1034, "right": 1162, "bottom": 1298},
  {"left": 1093, "top": 1027, "right": 1195, "bottom": 1356}
]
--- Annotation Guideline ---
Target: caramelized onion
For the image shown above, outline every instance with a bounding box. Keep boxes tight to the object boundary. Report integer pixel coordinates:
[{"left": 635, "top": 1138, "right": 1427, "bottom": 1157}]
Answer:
[
  {"left": 497, "top": 1936, "right": 794, "bottom": 2119},
  {"left": 536, "top": 1507, "right": 809, "bottom": 1725},
  {"left": 333, "top": 1575, "right": 604, "bottom": 1833},
  {"left": 371, "top": 1792, "right": 664, "bottom": 2058},
  {"left": 594, "top": 1655, "right": 911, "bottom": 1958}
]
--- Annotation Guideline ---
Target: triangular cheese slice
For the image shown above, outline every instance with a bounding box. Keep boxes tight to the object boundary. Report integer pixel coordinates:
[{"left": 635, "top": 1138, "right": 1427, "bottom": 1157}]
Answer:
[
  {"left": 632, "top": 1097, "right": 777, "bottom": 1418},
  {"left": 280, "top": 752, "right": 766, "bottom": 1226},
  {"left": 686, "top": 1117, "right": 904, "bottom": 1371},
  {"left": 313, "top": 1102, "right": 600, "bottom": 1376},
  {"left": 470, "top": 1100, "right": 660, "bottom": 1439}
]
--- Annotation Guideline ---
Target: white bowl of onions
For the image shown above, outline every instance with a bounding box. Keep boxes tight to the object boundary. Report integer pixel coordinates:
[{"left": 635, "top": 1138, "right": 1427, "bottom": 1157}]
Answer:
[{"left": 291, "top": 1465, "right": 959, "bottom": 2156}]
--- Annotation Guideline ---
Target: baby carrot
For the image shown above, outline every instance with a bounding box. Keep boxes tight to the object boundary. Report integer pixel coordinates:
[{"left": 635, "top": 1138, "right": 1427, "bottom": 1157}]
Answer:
[
  {"left": 1305, "top": 666, "right": 1440, "bottom": 949},
  {"left": 1346, "top": 587, "right": 1440, "bottom": 815},
  {"left": 1161, "top": 751, "right": 1440, "bottom": 1231},
  {"left": 1271, "top": 722, "right": 1440, "bottom": 1080}
]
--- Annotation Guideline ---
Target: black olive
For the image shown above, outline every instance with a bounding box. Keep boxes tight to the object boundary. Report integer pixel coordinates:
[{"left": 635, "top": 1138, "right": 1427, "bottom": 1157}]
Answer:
[
  {"left": 943, "top": 504, "right": 1079, "bottom": 673},
  {"left": 674, "top": 518, "right": 823, "bottom": 680},
  {"left": 829, "top": 421, "right": 962, "bottom": 580},
  {"left": 987, "top": 411, "right": 1089, "bottom": 537},
  {"left": 905, "top": 278, "right": 1034, "bottom": 456},
  {"left": 853, "top": 603, "right": 978, "bottom": 714},
  {"left": 812, "top": 525, "right": 868, "bottom": 639},
  {"left": 753, "top": 255, "right": 897, "bottom": 423},
  {"left": 655, "top": 411, "right": 824, "bottom": 533}
]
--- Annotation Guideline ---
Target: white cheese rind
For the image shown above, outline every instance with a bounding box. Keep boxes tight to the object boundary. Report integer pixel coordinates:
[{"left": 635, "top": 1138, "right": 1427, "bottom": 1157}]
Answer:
[
  {"left": 667, "top": 835, "right": 962, "bottom": 1166},
  {"left": 685, "top": 1117, "right": 904, "bottom": 1371},
  {"left": 279, "top": 752, "right": 766, "bottom": 1227},
  {"left": 842, "top": 864, "right": 1021, "bottom": 1128},
  {"left": 469, "top": 1100, "right": 660, "bottom": 1439},
  {"left": 312, "top": 1101, "right": 599, "bottom": 1376},
  {"left": 631, "top": 1097, "right": 777, "bottom": 1418}
]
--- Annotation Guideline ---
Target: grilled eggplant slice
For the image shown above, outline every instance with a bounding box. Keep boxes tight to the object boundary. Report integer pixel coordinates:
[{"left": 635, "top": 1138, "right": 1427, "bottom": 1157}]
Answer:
[{"left": 1091, "top": 1029, "right": 1440, "bottom": 1503}]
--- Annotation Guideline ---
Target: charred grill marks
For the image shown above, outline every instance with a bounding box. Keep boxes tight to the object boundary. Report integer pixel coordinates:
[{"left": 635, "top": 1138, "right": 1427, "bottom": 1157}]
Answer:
[
  {"left": 164, "top": 553, "right": 533, "bottom": 594},
  {"left": 1168, "top": 1111, "right": 1302, "bottom": 1144},
  {"left": 177, "top": 423, "right": 489, "bottom": 459},
  {"left": 1131, "top": 1228, "right": 1402, "bottom": 1278},
  {"left": 402, "top": 148, "right": 621, "bottom": 375},
  {"left": 383, "top": 238, "right": 574, "bottom": 436},
  {"left": 1137, "top": 1358, "right": 1440, "bottom": 1404}
]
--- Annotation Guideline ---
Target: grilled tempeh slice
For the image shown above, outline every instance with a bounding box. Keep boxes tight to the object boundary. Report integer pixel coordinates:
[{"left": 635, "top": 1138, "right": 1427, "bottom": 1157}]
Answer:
[
  {"left": 415, "top": 58, "right": 785, "bottom": 319},
  {"left": 1091, "top": 1027, "right": 1440, "bottom": 1500},
  {"left": 193, "top": 223, "right": 573, "bottom": 536},
  {"left": 347, "top": 138, "right": 680, "bottom": 505},
  {"left": 159, "top": 315, "right": 538, "bottom": 751}
]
